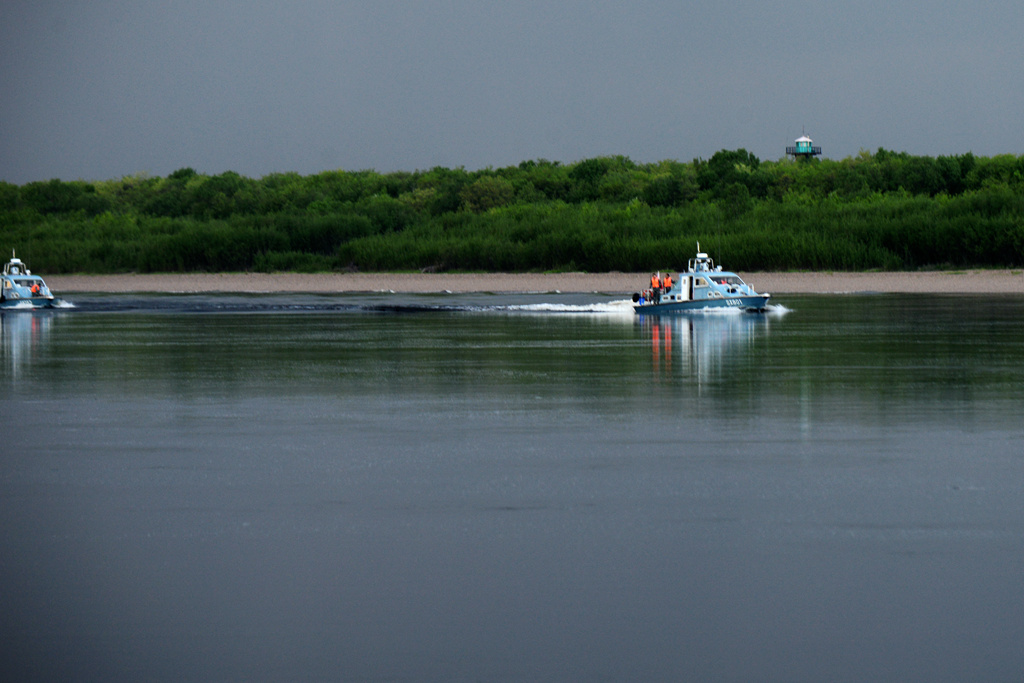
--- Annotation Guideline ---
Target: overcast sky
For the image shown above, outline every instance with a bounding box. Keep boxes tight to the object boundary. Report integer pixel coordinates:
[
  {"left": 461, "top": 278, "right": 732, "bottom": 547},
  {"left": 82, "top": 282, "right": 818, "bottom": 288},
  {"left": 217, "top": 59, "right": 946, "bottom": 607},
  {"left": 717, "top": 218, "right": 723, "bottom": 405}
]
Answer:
[{"left": 2, "top": 1, "right": 1022, "bottom": 184}]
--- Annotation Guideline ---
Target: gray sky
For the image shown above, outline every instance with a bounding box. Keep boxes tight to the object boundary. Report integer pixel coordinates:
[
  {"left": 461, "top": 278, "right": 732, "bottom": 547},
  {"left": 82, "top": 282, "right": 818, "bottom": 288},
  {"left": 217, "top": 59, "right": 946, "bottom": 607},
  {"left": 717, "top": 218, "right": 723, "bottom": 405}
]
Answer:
[{"left": 2, "top": 0, "right": 1022, "bottom": 184}]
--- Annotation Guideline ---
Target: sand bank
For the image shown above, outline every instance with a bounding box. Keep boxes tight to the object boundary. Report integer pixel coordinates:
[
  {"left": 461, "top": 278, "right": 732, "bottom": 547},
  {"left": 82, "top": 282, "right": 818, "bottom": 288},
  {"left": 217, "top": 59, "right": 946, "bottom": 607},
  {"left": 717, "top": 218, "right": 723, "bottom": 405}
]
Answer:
[{"left": 46, "top": 270, "right": 1024, "bottom": 295}]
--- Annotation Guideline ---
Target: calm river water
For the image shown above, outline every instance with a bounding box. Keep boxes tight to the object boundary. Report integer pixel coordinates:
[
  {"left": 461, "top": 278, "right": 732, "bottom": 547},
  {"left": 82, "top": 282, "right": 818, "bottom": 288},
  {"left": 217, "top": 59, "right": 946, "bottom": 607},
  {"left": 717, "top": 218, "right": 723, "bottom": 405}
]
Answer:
[{"left": 3, "top": 292, "right": 1024, "bottom": 681}]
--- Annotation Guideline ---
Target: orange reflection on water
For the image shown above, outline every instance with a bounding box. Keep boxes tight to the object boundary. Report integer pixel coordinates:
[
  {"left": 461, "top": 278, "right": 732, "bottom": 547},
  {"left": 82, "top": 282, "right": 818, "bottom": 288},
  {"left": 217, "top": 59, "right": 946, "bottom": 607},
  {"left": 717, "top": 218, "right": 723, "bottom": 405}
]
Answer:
[{"left": 640, "top": 311, "right": 772, "bottom": 384}]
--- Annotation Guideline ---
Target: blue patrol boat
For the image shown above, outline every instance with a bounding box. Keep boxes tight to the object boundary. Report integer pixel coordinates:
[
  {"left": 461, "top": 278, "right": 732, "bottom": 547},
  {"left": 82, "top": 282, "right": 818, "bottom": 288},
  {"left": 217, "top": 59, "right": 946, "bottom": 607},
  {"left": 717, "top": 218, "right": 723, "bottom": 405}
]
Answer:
[
  {"left": 633, "top": 245, "right": 770, "bottom": 314},
  {"left": 1, "top": 251, "right": 61, "bottom": 309}
]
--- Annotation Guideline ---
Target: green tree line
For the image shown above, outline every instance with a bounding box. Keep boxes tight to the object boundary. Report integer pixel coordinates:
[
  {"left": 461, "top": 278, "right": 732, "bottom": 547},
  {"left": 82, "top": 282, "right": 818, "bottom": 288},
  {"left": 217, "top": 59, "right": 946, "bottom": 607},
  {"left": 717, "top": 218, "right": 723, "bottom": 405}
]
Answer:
[{"left": 2, "top": 149, "right": 1023, "bottom": 273}]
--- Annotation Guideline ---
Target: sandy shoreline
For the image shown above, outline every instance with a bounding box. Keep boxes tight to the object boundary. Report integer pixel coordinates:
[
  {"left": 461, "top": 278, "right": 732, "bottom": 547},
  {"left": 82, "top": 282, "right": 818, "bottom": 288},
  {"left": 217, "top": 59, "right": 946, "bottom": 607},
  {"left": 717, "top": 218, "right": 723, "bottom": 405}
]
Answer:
[{"left": 46, "top": 270, "right": 1024, "bottom": 295}]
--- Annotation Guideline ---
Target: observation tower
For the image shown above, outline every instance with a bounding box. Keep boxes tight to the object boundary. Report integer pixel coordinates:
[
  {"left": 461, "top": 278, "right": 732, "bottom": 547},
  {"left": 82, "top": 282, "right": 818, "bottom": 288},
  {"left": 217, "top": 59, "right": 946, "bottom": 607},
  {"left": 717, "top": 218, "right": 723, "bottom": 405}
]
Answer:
[{"left": 786, "top": 133, "right": 821, "bottom": 160}]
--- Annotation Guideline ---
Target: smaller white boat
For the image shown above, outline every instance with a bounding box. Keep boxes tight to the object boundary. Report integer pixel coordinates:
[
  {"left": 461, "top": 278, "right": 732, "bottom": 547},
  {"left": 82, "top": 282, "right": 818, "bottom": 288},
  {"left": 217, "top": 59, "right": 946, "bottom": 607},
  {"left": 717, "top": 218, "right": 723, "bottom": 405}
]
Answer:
[
  {"left": 1, "top": 251, "right": 61, "bottom": 309},
  {"left": 633, "top": 244, "right": 770, "bottom": 314}
]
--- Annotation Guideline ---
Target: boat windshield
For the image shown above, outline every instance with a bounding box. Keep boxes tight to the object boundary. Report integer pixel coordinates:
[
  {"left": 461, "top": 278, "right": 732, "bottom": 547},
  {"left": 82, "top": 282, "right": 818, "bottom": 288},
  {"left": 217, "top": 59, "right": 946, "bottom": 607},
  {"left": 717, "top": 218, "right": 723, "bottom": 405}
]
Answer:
[{"left": 710, "top": 275, "right": 744, "bottom": 286}]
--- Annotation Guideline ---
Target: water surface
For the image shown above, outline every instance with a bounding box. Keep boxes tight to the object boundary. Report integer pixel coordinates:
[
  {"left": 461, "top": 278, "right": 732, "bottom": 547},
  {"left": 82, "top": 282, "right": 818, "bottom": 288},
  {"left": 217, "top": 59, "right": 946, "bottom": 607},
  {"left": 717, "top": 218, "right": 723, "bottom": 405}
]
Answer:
[{"left": 3, "top": 293, "right": 1024, "bottom": 681}]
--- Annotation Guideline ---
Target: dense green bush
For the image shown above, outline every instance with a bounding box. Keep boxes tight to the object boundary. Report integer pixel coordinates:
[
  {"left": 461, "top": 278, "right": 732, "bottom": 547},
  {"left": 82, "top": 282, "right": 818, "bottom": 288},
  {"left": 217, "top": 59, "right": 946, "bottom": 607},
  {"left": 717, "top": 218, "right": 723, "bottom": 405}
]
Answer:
[{"left": 2, "top": 150, "right": 1023, "bottom": 273}]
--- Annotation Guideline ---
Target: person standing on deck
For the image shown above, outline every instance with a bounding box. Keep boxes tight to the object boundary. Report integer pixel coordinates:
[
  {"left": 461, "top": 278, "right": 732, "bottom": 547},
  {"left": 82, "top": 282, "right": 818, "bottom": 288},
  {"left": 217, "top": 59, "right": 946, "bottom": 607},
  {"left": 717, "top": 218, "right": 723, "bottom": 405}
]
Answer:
[{"left": 650, "top": 272, "right": 662, "bottom": 303}]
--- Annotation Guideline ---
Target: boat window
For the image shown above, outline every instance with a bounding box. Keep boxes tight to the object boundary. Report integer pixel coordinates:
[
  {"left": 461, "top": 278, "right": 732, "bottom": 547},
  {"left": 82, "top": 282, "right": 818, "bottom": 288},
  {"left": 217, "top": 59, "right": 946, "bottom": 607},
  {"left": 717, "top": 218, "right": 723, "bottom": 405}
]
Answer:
[
  {"left": 711, "top": 275, "right": 744, "bottom": 286},
  {"left": 695, "top": 277, "right": 708, "bottom": 287}
]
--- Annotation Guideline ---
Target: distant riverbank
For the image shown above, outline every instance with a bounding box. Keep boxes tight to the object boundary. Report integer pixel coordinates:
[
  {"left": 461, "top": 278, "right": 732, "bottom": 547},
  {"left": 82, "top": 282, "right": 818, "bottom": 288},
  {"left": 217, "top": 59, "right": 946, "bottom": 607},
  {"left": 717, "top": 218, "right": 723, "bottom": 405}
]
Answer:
[{"left": 46, "top": 270, "right": 1024, "bottom": 294}]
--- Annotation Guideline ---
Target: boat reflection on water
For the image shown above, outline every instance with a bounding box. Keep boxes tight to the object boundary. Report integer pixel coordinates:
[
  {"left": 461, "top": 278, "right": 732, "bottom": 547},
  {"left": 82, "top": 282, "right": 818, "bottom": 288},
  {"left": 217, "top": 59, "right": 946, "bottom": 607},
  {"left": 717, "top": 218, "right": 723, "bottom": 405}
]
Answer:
[
  {"left": 637, "top": 310, "right": 774, "bottom": 383},
  {"left": 1, "top": 311, "right": 57, "bottom": 378}
]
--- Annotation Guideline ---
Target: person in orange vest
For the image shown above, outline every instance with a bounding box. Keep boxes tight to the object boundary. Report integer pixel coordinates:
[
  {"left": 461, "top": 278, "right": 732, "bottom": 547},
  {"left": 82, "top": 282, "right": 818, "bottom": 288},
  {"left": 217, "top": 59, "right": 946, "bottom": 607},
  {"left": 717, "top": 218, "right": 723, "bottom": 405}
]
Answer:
[
  {"left": 650, "top": 272, "right": 661, "bottom": 302},
  {"left": 663, "top": 273, "right": 673, "bottom": 291}
]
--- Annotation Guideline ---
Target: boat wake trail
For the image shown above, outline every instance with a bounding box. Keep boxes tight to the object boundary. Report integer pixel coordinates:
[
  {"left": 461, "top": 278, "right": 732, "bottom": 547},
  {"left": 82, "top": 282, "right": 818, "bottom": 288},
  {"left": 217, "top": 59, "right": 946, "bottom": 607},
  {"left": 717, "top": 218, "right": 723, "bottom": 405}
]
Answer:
[
  {"left": 61, "top": 294, "right": 641, "bottom": 316},
  {"left": 494, "top": 300, "right": 636, "bottom": 315}
]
